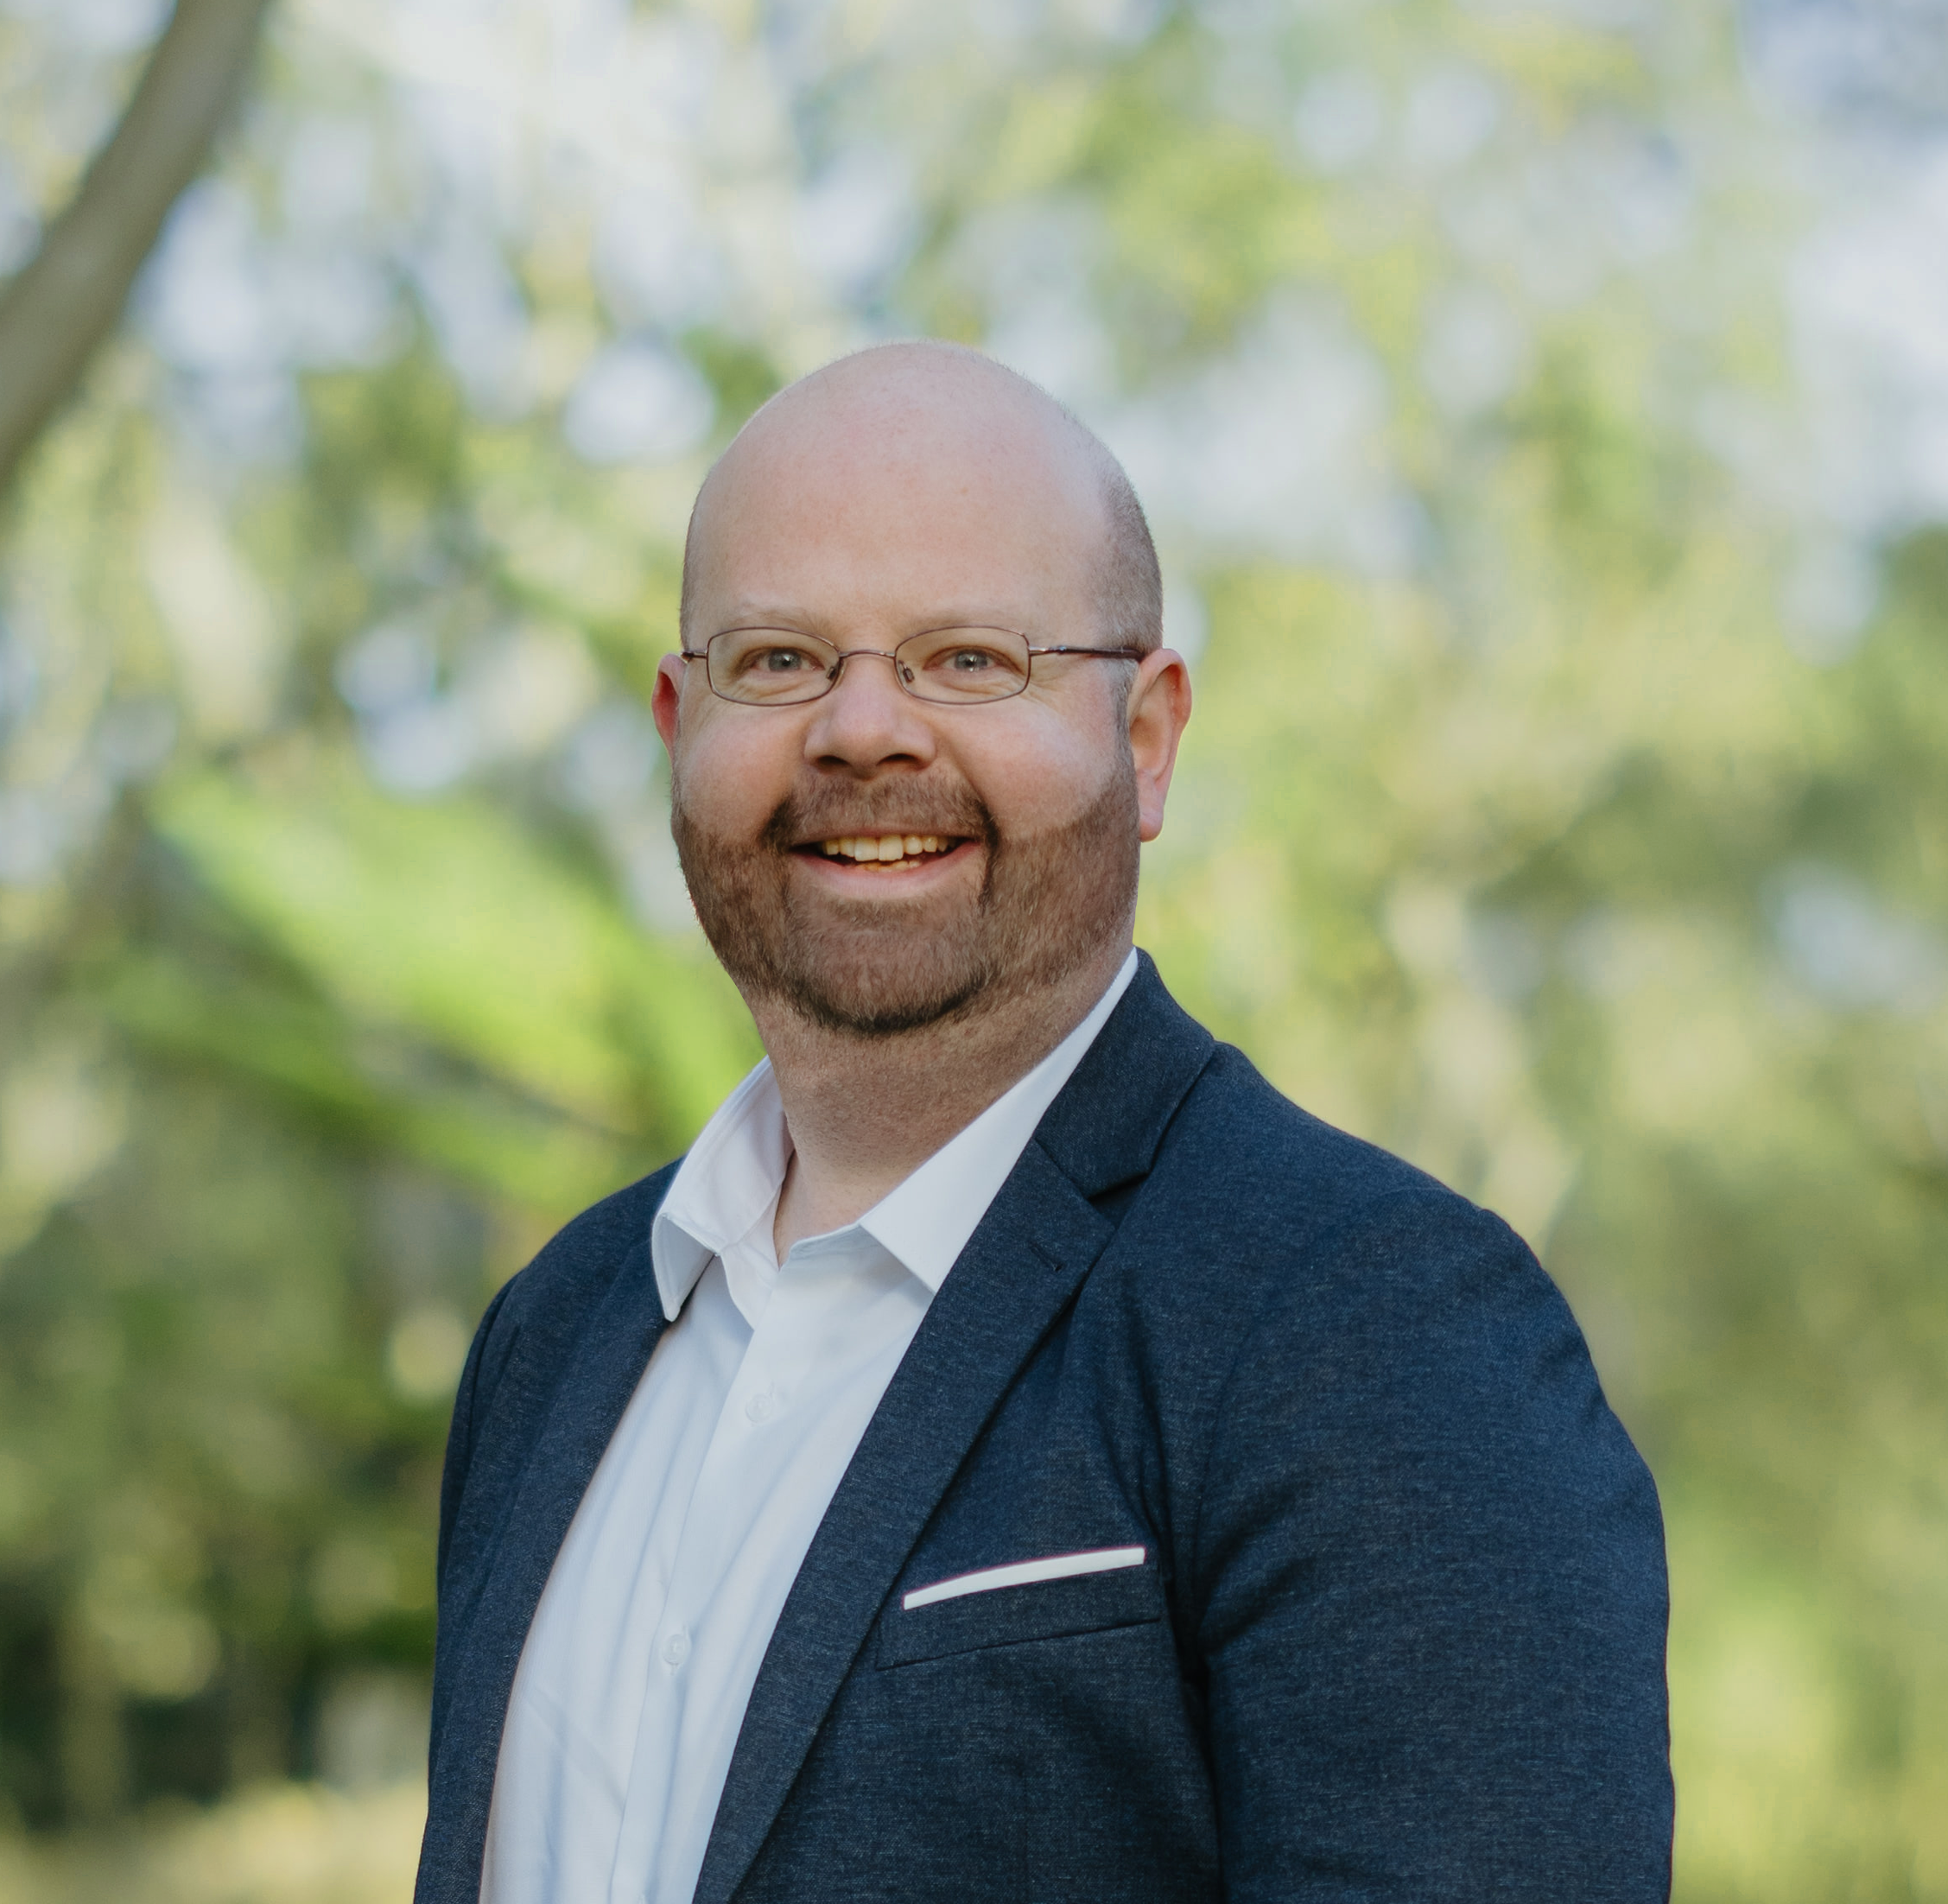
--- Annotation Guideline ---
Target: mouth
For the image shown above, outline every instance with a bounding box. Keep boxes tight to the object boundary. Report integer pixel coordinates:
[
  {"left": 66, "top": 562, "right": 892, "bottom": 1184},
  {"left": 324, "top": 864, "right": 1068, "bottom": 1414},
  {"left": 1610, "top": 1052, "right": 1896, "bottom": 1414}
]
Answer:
[{"left": 797, "top": 832, "right": 971, "bottom": 871}]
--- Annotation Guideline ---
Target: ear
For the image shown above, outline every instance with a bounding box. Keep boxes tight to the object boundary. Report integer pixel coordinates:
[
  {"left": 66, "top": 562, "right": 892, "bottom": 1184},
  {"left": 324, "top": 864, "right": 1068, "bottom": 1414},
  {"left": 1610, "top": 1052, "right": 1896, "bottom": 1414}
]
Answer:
[
  {"left": 1126, "top": 648, "right": 1192, "bottom": 842},
  {"left": 652, "top": 652, "right": 687, "bottom": 757}
]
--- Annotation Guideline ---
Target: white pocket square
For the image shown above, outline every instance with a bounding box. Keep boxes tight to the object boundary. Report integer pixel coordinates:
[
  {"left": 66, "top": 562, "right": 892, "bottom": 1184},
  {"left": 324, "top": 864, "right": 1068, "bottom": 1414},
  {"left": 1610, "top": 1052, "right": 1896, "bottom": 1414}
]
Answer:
[{"left": 902, "top": 1545, "right": 1146, "bottom": 1612}]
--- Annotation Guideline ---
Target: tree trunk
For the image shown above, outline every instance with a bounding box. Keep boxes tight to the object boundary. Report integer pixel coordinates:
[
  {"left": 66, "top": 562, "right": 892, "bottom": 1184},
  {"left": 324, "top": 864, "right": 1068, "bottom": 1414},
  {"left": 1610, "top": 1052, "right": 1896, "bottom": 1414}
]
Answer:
[{"left": 0, "top": 0, "right": 275, "bottom": 500}]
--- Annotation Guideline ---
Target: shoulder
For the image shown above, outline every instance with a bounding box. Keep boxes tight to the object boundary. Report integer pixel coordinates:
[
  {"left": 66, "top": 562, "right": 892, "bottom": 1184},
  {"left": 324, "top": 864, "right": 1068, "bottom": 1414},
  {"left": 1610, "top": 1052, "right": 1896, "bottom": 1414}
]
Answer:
[
  {"left": 498, "top": 1161, "right": 678, "bottom": 1317},
  {"left": 1138, "top": 1043, "right": 1665, "bottom": 1568},
  {"left": 468, "top": 1160, "right": 681, "bottom": 1404},
  {"left": 1131, "top": 1040, "right": 1653, "bottom": 1509},
  {"left": 435, "top": 1158, "right": 681, "bottom": 1590},
  {"left": 1146, "top": 1038, "right": 1501, "bottom": 1289}
]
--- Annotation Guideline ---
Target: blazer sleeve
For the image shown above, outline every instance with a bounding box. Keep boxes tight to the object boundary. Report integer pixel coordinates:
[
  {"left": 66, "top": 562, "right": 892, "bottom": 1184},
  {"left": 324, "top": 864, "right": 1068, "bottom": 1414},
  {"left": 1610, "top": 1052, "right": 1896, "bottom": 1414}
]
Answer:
[
  {"left": 435, "top": 1275, "right": 520, "bottom": 1597},
  {"left": 1192, "top": 1195, "right": 1672, "bottom": 1903}
]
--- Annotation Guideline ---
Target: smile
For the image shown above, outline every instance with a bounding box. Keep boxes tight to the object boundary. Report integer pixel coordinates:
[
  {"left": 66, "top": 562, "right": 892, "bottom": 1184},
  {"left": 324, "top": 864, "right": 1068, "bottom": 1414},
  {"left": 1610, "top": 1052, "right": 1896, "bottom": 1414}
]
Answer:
[{"left": 814, "top": 834, "right": 960, "bottom": 867}]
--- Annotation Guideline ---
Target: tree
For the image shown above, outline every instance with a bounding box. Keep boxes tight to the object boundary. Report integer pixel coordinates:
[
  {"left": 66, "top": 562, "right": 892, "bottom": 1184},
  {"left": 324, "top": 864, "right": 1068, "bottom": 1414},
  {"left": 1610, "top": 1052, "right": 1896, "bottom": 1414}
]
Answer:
[
  {"left": 0, "top": 1, "right": 274, "bottom": 500},
  {"left": 0, "top": 1, "right": 1941, "bottom": 1893}
]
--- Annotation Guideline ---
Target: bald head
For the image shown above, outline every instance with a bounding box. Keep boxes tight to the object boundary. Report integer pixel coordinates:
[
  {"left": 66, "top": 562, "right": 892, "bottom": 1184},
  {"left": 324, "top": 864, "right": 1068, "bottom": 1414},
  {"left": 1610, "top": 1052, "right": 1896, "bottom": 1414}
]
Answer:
[
  {"left": 654, "top": 337, "right": 1195, "bottom": 1056},
  {"left": 679, "top": 342, "right": 1161, "bottom": 657}
]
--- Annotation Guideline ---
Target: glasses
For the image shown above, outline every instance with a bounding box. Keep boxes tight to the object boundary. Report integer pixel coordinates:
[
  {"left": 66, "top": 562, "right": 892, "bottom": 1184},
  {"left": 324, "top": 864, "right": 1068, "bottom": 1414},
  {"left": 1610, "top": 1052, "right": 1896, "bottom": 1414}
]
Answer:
[{"left": 681, "top": 625, "right": 1146, "bottom": 707}]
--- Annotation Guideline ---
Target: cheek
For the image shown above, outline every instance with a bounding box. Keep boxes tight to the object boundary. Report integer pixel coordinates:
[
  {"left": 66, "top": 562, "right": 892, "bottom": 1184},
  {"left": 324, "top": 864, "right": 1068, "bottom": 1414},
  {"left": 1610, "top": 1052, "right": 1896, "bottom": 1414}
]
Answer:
[
  {"left": 677, "top": 715, "right": 798, "bottom": 819},
  {"left": 955, "top": 715, "right": 1114, "bottom": 833}
]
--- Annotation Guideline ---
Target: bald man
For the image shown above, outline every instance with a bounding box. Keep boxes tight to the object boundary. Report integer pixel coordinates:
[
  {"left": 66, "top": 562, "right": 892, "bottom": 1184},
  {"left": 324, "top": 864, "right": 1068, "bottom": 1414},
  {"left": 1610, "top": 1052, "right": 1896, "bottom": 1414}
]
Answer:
[{"left": 416, "top": 345, "right": 1672, "bottom": 1904}]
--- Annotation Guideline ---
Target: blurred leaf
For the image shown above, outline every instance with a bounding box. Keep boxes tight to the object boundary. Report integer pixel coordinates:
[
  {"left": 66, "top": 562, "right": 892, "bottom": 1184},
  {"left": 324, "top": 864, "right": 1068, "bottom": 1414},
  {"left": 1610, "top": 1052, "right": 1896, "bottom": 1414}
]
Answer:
[{"left": 153, "top": 763, "right": 756, "bottom": 1148}]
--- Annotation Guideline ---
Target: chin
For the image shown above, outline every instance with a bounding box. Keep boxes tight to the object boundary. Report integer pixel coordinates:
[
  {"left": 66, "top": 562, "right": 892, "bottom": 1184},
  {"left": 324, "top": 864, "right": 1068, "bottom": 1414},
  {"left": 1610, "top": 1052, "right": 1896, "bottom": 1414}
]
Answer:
[
  {"left": 767, "top": 921, "right": 995, "bottom": 1038},
  {"left": 675, "top": 771, "right": 1140, "bottom": 1041}
]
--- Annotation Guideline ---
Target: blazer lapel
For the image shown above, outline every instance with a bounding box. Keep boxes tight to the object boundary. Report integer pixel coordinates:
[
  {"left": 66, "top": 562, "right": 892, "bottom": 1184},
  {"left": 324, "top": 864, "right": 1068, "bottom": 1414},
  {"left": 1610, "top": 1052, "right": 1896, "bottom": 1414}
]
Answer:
[
  {"left": 692, "top": 954, "right": 1216, "bottom": 1904},
  {"left": 691, "top": 1140, "right": 1113, "bottom": 1904},
  {"left": 424, "top": 1230, "right": 669, "bottom": 1901}
]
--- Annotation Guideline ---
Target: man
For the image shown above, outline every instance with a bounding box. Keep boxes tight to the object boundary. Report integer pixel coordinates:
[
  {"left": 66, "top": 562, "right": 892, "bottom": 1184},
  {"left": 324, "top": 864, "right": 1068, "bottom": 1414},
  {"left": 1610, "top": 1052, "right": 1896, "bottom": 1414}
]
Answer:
[{"left": 416, "top": 343, "right": 1672, "bottom": 1904}]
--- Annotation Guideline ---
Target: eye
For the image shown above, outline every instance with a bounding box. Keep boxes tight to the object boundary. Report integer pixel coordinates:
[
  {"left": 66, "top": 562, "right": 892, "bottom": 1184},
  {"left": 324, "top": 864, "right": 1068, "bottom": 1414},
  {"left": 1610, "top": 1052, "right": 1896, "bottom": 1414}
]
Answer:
[
  {"left": 707, "top": 629, "right": 841, "bottom": 702},
  {"left": 723, "top": 637, "right": 825, "bottom": 677},
  {"left": 896, "top": 627, "right": 1031, "bottom": 701},
  {"left": 916, "top": 638, "right": 1018, "bottom": 676}
]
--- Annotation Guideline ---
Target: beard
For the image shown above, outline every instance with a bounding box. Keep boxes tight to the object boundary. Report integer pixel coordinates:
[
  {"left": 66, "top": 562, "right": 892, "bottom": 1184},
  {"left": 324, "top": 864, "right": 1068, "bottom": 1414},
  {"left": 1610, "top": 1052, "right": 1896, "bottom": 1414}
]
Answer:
[{"left": 670, "top": 759, "right": 1139, "bottom": 1038}]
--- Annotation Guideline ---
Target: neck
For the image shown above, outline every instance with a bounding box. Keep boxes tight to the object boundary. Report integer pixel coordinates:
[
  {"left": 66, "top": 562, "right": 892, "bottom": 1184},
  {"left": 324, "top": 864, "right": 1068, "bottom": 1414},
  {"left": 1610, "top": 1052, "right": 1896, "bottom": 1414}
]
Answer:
[{"left": 757, "top": 938, "right": 1129, "bottom": 1258}]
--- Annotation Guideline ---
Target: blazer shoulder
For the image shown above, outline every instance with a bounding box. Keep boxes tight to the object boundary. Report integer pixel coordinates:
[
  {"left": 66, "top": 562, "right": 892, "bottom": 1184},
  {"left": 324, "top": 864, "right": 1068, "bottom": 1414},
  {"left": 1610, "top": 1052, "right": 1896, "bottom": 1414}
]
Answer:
[
  {"left": 1162, "top": 1039, "right": 1663, "bottom": 1523},
  {"left": 465, "top": 1158, "right": 680, "bottom": 1424},
  {"left": 1140, "top": 1041, "right": 1634, "bottom": 1423},
  {"left": 492, "top": 1158, "right": 680, "bottom": 1337},
  {"left": 437, "top": 1159, "right": 681, "bottom": 1573},
  {"left": 1153, "top": 1045, "right": 1653, "bottom": 1511},
  {"left": 1166, "top": 1040, "right": 1484, "bottom": 1253}
]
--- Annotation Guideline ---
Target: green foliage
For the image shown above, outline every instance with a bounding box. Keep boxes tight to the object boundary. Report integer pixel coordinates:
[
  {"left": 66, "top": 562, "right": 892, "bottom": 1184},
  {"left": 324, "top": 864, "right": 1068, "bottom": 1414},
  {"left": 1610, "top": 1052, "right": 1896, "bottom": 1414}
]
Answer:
[{"left": 0, "top": 2, "right": 1943, "bottom": 1897}]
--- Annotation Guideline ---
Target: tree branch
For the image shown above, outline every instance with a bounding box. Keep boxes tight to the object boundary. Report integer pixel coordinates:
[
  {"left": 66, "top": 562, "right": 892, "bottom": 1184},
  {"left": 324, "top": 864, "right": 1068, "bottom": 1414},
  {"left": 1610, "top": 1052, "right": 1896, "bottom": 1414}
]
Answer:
[{"left": 0, "top": 0, "right": 275, "bottom": 499}]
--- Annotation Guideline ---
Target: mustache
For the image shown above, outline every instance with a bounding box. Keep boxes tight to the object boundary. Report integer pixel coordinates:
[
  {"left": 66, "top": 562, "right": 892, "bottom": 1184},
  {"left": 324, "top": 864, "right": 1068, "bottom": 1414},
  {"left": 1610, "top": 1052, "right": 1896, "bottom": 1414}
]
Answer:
[{"left": 758, "top": 782, "right": 999, "bottom": 854}]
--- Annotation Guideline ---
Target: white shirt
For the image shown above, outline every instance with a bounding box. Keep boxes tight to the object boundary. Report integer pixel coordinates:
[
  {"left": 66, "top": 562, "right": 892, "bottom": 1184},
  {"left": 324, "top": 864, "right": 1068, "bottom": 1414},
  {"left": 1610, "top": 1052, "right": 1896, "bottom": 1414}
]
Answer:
[{"left": 480, "top": 950, "right": 1137, "bottom": 1904}]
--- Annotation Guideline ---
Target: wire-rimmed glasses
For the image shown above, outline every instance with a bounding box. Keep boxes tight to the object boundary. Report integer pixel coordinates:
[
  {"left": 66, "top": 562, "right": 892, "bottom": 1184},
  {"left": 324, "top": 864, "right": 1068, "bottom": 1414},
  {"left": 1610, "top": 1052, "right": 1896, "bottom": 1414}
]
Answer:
[{"left": 681, "top": 625, "right": 1146, "bottom": 707}]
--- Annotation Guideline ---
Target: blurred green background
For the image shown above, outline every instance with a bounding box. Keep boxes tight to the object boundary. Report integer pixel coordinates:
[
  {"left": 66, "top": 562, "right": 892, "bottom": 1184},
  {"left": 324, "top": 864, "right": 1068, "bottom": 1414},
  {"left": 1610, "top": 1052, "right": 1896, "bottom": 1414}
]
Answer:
[{"left": 1, "top": 0, "right": 1944, "bottom": 1897}]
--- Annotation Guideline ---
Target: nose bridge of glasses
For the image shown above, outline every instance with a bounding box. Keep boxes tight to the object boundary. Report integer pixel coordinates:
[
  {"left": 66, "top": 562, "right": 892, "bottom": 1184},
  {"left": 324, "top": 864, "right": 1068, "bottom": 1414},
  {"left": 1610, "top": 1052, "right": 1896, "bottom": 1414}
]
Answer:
[
  {"left": 819, "top": 645, "right": 919, "bottom": 701},
  {"left": 828, "top": 644, "right": 911, "bottom": 679}
]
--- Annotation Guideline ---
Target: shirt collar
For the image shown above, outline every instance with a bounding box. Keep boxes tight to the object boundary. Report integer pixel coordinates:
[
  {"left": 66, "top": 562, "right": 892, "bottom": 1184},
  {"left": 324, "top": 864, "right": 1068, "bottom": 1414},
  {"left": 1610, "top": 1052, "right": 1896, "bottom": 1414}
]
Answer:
[
  {"left": 650, "top": 949, "right": 1139, "bottom": 1319},
  {"left": 650, "top": 1061, "right": 791, "bottom": 1322}
]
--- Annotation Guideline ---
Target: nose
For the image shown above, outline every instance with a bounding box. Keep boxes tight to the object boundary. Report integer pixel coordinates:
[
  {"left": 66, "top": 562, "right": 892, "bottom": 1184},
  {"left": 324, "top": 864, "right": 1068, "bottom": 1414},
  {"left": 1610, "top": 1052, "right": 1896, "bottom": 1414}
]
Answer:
[{"left": 802, "top": 649, "right": 938, "bottom": 776}]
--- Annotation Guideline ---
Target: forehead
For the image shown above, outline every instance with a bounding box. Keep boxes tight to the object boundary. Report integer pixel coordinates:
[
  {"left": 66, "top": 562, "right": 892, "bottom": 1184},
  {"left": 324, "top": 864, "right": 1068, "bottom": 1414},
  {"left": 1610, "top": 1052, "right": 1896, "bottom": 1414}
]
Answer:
[{"left": 688, "top": 371, "right": 1107, "bottom": 625}]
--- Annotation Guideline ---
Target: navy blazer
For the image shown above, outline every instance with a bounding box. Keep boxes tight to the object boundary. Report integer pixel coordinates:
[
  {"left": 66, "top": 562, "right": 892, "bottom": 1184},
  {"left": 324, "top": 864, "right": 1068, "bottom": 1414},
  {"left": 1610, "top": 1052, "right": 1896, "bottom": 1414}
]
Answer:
[{"left": 417, "top": 956, "right": 1672, "bottom": 1902}]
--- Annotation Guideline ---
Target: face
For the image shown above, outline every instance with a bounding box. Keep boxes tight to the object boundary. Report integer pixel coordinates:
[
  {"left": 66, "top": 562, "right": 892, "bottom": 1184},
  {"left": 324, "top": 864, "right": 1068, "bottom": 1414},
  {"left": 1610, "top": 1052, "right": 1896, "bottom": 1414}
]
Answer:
[{"left": 653, "top": 360, "right": 1189, "bottom": 1039}]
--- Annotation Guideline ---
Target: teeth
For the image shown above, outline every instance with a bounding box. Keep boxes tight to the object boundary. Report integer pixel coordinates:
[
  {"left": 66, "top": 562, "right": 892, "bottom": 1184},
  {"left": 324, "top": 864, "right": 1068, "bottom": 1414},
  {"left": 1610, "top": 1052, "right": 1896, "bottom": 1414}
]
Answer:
[{"left": 818, "top": 834, "right": 949, "bottom": 863}]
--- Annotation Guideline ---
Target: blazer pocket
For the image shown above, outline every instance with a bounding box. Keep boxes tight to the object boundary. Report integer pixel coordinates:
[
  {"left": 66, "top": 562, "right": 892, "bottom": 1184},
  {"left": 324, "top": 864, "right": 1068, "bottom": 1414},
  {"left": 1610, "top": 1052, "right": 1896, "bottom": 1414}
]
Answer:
[{"left": 878, "top": 1554, "right": 1163, "bottom": 1670}]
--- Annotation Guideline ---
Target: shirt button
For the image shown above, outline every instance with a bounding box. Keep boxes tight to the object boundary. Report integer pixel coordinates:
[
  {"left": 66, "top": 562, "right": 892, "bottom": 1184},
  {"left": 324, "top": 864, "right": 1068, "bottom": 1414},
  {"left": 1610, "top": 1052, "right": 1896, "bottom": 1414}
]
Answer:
[
  {"left": 744, "top": 1391, "right": 775, "bottom": 1423},
  {"left": 661, "top": 1628, "right": 690, "bottom": 1668}
]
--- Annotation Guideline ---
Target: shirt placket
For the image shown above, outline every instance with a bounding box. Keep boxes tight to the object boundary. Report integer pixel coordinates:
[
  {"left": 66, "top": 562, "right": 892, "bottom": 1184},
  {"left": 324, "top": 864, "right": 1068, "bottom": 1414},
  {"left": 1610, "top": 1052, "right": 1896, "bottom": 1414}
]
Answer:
[{"left": 606, "top": 1247, "right": 835, "bottom": 1903}]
